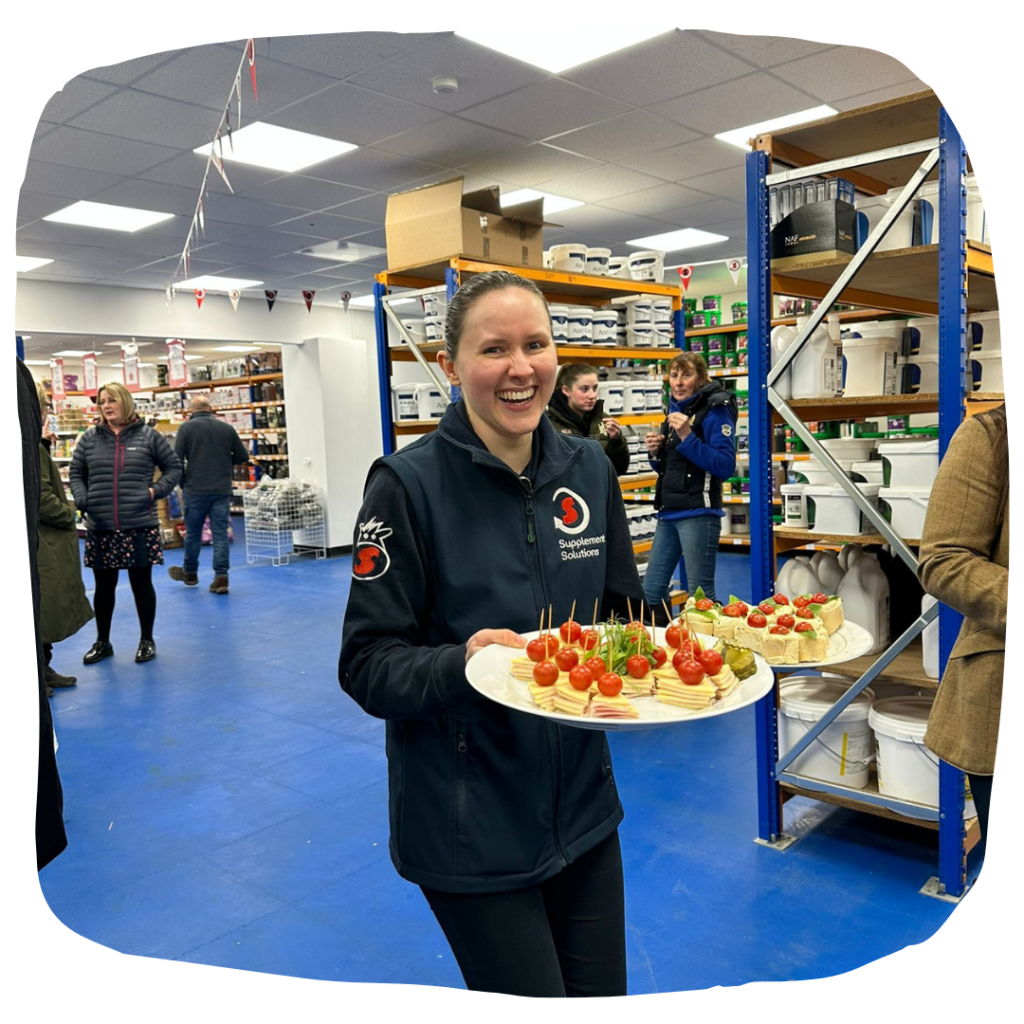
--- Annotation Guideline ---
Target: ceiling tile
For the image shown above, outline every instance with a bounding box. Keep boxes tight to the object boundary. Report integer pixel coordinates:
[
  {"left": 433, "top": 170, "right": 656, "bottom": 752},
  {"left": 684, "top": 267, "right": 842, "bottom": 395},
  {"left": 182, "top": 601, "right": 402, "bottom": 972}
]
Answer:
[
  {"left": 24, "top": 260, "right": 110, "bottom": 281},
  {"left": 675, "top": 164, "right": 747, "bottom": 200},
  {"left": 68, "top": 246, "right": 160, "bottom": 270},
  {"left": 535, "top": 164, "right": 668, "bottom": 203},
  {"left": 548, "top": 111, "right": 700, "bottom": 163},
  {"left": 770, "top": 47, "right": 922, "bottom": 102},
  {"left": 547, "top": 206, "right": 671, "bottom": 243},
  {"left": 88, "top": 177, "right": 206, "bottom": 216},
  {"left": 598, "top": 182, "right": 720, "bottom": 218},
  {"left": 694, "top": 31, "right": 837, "bottom": 69},
  {"left": 374, "top": 118, "right": 529, "bottom": 168},
  {"left": 264, "top": 83, "right": 445, "bottom": 147},
  {"left": 132, "top": 47, "right": 341, "bottom": 119},
  {"left": 81, "top": 50, "right": 180, "bottom": 86},
  {"left": 259, "top": 32, "right": 433, "bottom": 81},
  {"left": 239, "top": 175, "right": 372, "bottom": 212},
  {"left": 273, "top": 208, "right": 382, "bottom": 238},
  {"left": 187, "top": 242, "right": 278, "bottom": 265},
  {"left": 648, "top": 73, "right": 820, "bottom": 135},
  {"left": 224, "top": 228, "right": 333, "bottom": 253},
  {"left": 137, "top": 151, "right": 284, "bottom": 193},
  {"left": 459, "top": 78, "right": 630, "bottom": 140},
  {"left": 297, "top": 148, "right": 450, "bottom": 191},
  {"left": 199, "top": 194, "right": 309, "bottom": 227},
  {"left": 16, "top": 218, "right": 137, "bottom": 247},
  {"left": 345, "top": 33, "right": 548, "bottom": 113},
  {"left": 17, "top": 191, "right": 82, "bottom": 221},
  {"left": 19, "top": 160, "right": 125, "bottom": 200},
  {"left": 100, "top": 229, "right": 218, "bottom": 257},
  {"left": 564, "top": 30, "right": 755, "bottom": 108},
  {"left": 658, "top": 197, "right": 747, "bottom": 229},
  {"left": 616, "top": 136, "right": 744, "bottom": 181},
  {"left": 323, "top": 191, "right": 389, "bottom": 223},
  {"left": 264, "top": 252, "right": 355, "bottom": 274},
  {"left": 463, "top": 144, "right": 601, "bottom": 188},
  {"left": 38, "top": 78, "right": 120, "bottom": 125},
  {"left": 15, "top": 239, "right": 91, "bottom": 261},
  {"left": 341, "top": 227, "right": 387, "bottom": 248},
  {"left": 30, "top": 125, "right": 180, "bottom": 176}
]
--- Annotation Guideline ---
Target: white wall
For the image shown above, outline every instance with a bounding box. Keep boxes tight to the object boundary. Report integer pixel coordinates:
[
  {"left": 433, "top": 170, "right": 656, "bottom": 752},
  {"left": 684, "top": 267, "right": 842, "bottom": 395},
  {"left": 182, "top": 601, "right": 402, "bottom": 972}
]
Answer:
[
  {"left": 16, "top": 278, "right": 376, "bottom": 345},
  {"left": 281, "top": 336, "right": 383, "bottom": 548}
]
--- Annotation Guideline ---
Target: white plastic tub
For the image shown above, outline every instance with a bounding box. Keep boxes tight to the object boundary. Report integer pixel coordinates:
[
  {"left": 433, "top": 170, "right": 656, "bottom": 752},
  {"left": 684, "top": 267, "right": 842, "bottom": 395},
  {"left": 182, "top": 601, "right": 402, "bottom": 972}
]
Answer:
[
  {"left": 586, "top": 247, "right": 611, "bottom": 275},
  {"left": 917, "top": 174, "right": 988, "bottom": 245},
  {"left": 841, "top": 326, "right": 901, "bottom": 397},
  {"left": 904, "top": 316, "right": 938, "bottom": 357},
  {"left": 629, "top": 250, "right": 665, "bottom": 281},
  {"left": 720, "top": 507, "right": 732, "bottom": 536},
  {"left": 968, "top": 349, "right": 1003, "bottom": 392},
  {"left": 550, "top": 243, "right": 587, "bottom": 273},
  {"left": 790, "top": 458, "right": 855, "bottom": 486},
  {"left": 878, "top": 486, "right": 931, "bottom": 538},
  {"left": 391, "top": 382, "right": 420, "bottom": 422},
  {"left": 627, "top": 326, "right": 655, "bottom": 348},
  {"left": 819, "top": 436, "right": 880, "bottom": 463},
  {"left": 850, "top": 460, "right": 885, "bottom": 485},
  {"left": 423, "top": 316, "right": 445, "bottom": 341},
  {"left": 622, "top": 383, "right": 648, "bottom": 414},
  {"left": 626, "top": 299, "right": 653, "bottom": 325},
  {"left": 591, "top": 308, "right": 618, "bottom": 343},
  {"left": 730, "top": 509, "right": 749, "bottom": 535},
  {"left": 607, "top": 256, "right": 630, "bottom": 279},
  {"left": 898, "top": 353, "right": 938, "bottom": 394},
  {"left": 778, "top": 677, "right": 877, "bottom": 789},
  {"left": 967, "top": 310, "right": 1000, "bottom": 352},
  {"left": 567, "top": 307, "right": 593, "bottom": 344},
  {"left": 781, "top": 483, "right": 808, "bottom": 528},
  {"left": 877, "top": 438, "right": 939, "bottom": 488},
  {"left": 416, "top": 383, "right": 447, "bottom": 420},
  {"left": 869, "top": 696, "right": 976, "bottom": 818},
  {"left": 855, "top": 191, "right": 917, "bottom": 251},
  {"left": 644, "top": 382, "right": 663, "bottom": 413},
  {"left": 804, "top": 483, "right": 881, "bottom": 535},
  {"left": 400, "top": 318, "right": 427, "bottom": 343}
]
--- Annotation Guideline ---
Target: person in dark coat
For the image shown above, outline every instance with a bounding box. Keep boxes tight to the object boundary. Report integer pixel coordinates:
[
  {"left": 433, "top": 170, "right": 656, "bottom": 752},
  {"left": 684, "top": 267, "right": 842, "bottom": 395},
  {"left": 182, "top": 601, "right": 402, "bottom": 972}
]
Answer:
[
  {"left": 546, "top": 362, "right": 630, "bottom": 474},
  {"left": 35, "top": 383, "right": 94, "bottom": 694},
  {"left": 17, "top": 358, "right": 67, "bottom": 871},
  {"left": 69, "top": 381, "right": 181, "bottom": 665},
  {"left": 340, "top": 271, "right": 644, "bottom": 997}
]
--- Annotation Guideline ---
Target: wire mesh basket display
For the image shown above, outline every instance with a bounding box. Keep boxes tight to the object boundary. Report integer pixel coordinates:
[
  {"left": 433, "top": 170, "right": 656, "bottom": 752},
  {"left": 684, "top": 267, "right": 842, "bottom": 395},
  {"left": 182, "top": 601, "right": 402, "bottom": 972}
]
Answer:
[{"left": 243, "top": 479, "right": 326, "bottom": 566}]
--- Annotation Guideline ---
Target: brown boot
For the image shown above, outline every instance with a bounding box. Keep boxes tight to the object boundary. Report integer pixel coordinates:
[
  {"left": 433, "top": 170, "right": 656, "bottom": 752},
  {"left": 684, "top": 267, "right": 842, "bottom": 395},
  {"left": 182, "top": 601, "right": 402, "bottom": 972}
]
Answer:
[{"left": 210, "top": 575, "right": 230, "bottom": 594}]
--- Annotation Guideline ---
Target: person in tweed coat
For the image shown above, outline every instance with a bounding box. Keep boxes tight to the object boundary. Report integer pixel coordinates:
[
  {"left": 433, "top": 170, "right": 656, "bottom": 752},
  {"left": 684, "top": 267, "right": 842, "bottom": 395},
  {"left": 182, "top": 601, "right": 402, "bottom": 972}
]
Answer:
[{"left": 918, "top": 404, "right": 1007, "bottom": 855}]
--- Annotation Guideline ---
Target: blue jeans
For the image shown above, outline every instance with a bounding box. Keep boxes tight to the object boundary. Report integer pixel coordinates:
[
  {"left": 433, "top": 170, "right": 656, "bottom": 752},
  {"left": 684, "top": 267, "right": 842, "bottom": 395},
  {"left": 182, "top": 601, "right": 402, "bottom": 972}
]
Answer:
[
  {"left": 644, "top": 513, "right": 723, "bottom": 608},
  {"left": 183, "top": 492, "right": 232, "bottom": 576}
]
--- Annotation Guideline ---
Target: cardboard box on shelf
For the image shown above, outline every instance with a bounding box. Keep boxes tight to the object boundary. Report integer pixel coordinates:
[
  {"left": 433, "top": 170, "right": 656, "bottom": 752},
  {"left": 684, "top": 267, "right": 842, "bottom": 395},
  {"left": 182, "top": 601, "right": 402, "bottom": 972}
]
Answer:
[
  {"left": 159, "top": 519, "right": 184, "bottom": 549},
  {"left": 771, "top": 200, "right": 858, "bottom": 268},
  {"left": 385, "top": 176, "right": 557, "bottom": 271}
]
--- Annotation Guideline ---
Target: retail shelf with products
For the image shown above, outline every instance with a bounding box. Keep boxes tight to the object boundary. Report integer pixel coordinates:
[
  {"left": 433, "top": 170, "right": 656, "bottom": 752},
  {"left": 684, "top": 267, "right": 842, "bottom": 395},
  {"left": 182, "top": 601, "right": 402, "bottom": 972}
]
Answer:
[
  {"left": 746, "top": 92, "right": 994, "bottom": 899},
  {"left": 150, "top": 372, "right": 283, "bottom": 395}
]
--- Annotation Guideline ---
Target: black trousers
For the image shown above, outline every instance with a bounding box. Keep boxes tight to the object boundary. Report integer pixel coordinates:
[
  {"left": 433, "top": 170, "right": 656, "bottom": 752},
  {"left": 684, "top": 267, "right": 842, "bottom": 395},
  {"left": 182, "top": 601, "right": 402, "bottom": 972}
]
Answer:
[
  {"left": 968, "top": 772, "right": 994, "bottom": 862},
  {"left": 420, "top": 830, "right": 626, "bottom": 998}
]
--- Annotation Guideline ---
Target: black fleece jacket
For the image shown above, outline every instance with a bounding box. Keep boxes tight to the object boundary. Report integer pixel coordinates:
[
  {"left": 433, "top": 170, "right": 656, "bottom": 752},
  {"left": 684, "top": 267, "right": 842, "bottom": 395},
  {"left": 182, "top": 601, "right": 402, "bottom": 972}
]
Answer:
[
  {"left": 338, "top": 401, "right": 644, "bottom": 893},
  {"left": 546, "top": 390, "right": 631, "bottom": 475}
]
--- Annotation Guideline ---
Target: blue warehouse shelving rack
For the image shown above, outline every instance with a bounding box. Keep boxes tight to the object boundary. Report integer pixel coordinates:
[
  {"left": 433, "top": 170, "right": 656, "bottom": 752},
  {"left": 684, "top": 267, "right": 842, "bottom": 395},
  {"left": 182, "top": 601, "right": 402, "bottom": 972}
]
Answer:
[{"left": 744, "top": 91, "right": 1000, "bottom": 900}]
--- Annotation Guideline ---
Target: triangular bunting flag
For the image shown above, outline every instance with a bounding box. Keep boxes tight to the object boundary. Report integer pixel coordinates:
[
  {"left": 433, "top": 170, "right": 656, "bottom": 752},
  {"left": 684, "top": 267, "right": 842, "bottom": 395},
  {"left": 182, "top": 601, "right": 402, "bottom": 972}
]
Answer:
[
  {"left": 265, "top": 290, "right": 277, "bottom": 312},
  {"left": 247, "top": 39, "right": 258, "bottom": 103},
  {"left": 677, "top": 266, "right": 694, "bottom": 292},
  {"left": 229, "top": 289, "right": 241, "bottom": 312},
  {"left": 727, "top": 258, "right": 744, "bottom": 288},
  {"left": 224, "top": 105, "right": 234, "bottom": 152},
  {"left": 303, "top": 290, "right": 315, "bottom": 312},
  {"left": 210, "top": 147, "right": 234, "bottom": 193},
  {"left": 197, "top": 199, "right": 205, "bottom": 237},
  {"left": 236, "top": 73, "right": 243, "bottom": 131},
  {"left": 195, "top": 288, "right": 206, "bottom": 309}
]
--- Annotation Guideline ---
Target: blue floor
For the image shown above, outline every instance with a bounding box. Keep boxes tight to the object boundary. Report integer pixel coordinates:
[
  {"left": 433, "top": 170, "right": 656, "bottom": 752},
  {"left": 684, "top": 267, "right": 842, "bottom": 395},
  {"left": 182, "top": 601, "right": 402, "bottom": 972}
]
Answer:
[{"left": 39, "top": 529, "right": 962, "bottom": 993}]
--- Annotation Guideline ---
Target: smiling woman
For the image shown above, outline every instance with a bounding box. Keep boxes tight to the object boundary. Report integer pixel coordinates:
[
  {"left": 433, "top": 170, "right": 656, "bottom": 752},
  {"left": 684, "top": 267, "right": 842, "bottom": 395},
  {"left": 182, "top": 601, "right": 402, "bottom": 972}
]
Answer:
[{"left": 338, "top": 268, "right": 645, "bottom": 997}]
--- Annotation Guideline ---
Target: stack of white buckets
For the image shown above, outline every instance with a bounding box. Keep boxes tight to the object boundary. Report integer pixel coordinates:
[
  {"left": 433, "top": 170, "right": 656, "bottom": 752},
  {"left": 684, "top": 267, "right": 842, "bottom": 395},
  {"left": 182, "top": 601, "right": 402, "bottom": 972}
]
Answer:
[
  {"left": 391, "top": 292, "right": 449, "bottom": 423},
  {"left": 773, "top": 550, "right": 970, "bottom": 819}
]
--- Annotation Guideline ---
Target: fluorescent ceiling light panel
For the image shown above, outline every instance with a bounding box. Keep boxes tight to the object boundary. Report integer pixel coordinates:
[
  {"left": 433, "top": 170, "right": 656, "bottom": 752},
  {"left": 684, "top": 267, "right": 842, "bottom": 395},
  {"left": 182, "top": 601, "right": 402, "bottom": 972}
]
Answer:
[
  {"left": 347, "top": 294, "right": 419, "bottom": 309},
  {"left": 104, "top": 341, "right": 152, "bottom": 347},
  {"left": 212, "top": 345, "right": 262, "bottom": 352},
  {"left": 456, "top": 28, "right": 673, "bottom": 73},
  {"left": 176, "top": 275, "right": 263, "bottom": 292},
  {"left": 23, "top": 360, "right": 52, "bottom": 366},
  {"left": 44, "top": 201, "right": 174, "bottom": 232},
  {"left": 16, "top": 256, "right": 54, "bottom": 272},
  {"left": 500, "top": 189, "right": 584, "bottom": 215},
  {"left": 715, "top": 105, "right": 838, "bottom": 149},
  {"left": 53, "top": 349, "right": 96, "bottom": 357},
  {"left": 110, "top": 362, "right": 156, "bottom": 368},
  {"left": 299, "top": 240, "right": 388, "bottom": 263},
  {"left": 183, "top": 355, "right": 206, "bottom": 361},
  {"left": 192, "top": 122, "right": 357, "bottom": 173},
  {"left": 627, "top": 228, "right": 729, "bottom": 251}
]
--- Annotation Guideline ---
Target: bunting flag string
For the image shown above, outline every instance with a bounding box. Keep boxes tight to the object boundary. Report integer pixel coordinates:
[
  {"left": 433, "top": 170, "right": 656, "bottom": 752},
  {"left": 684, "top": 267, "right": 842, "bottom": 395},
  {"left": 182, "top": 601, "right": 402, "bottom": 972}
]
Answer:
[
  {"left": 229, "top": 289, "right": 241, "bottom": 312},
  {"left": 726, "top": 258, "right": 744, "bottom": 287},
  {"left": 677, "top": 266, "right": 694, "bottom": 292},
  {"left": 195, "top": 288, "right": 206, "bottom": 309},
  {"left": 168, "top": 40, "right": 254, "bottom": 292},
  {"left": 265, "top": 290, "right": 277, "bottom": 312},
  {"left": 303, "top": 289, "right": 316, "bottom": 312},
  {"left": 247, "top": 39, "right": 258, "bottom": 103}
]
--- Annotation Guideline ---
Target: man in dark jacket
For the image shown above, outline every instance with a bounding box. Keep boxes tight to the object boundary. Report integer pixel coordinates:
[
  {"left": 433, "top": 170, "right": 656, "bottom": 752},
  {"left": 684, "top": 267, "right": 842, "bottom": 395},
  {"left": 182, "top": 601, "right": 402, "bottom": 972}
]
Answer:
[{"left": 169, "top": 395, "right": 249, "bottom": 594}]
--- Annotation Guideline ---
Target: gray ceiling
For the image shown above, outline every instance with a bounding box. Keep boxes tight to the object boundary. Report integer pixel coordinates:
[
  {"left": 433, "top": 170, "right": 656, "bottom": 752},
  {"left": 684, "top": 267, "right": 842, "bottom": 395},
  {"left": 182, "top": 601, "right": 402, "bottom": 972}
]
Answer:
[{"left": 18, "top": 29, "right": 929, "bottom": 317}]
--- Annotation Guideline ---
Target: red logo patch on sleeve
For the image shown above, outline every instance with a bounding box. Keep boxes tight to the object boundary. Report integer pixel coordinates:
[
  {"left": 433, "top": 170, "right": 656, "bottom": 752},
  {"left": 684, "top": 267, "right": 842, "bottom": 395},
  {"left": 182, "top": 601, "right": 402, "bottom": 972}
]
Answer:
[{"left": 353, "top": 517, "right": 392, "bottom": 580}]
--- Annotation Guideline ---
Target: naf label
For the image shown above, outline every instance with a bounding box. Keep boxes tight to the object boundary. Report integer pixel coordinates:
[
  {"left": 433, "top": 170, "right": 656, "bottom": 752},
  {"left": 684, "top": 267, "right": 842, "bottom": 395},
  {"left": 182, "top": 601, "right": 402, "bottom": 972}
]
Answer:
[{"left": 771, "top": 199, "right": 859, "bottom": 267}]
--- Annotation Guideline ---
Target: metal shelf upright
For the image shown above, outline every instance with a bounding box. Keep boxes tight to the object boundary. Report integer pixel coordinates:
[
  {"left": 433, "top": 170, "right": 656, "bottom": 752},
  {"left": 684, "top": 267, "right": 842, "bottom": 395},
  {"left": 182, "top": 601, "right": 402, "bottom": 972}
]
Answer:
[{"left": 745, "top": 94, "right": 997, "bottom": 899}]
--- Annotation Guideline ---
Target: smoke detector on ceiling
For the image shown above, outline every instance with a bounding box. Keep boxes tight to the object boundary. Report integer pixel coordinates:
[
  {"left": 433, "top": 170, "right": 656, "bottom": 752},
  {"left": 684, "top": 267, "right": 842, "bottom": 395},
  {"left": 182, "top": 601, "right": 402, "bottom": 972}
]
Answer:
[{"left": 431, "top": 75, "right": 459, "bottom": 95}]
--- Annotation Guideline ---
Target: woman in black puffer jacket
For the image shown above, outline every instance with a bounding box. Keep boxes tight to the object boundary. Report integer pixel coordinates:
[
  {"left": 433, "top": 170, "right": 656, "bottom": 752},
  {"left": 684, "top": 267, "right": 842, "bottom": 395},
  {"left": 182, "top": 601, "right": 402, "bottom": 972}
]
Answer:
[
  {"left": 69, "top": 382, "right": 181, "bottom": 664},
  {"left": 546, "top": 363, "right": 630, "bottom": 475}
]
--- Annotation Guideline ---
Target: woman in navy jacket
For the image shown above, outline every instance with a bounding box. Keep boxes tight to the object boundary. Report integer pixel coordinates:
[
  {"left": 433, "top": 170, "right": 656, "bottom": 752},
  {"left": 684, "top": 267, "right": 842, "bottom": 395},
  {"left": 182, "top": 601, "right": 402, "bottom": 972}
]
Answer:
[
  {"left": 70, "top": 382, "right": 181, "bottom": 664},
  {"left": 339, "top": 270, "right": 644, "bottom": 997},
  {"left": 643, "top": 352, "right": 737, "bottom": 611}
]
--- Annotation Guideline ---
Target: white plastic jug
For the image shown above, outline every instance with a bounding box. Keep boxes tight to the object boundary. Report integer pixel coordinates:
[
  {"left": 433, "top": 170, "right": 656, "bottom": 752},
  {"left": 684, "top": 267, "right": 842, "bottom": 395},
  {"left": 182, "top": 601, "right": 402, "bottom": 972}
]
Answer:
[
  {"left": 837, "top": 554, "right": 890, "bottom": 655},
  {"left": 791, "top": 313, "right": 843, "bottom": 399},
  {"left": 838, "top": 543, "right": 863, "bottom": 571},
  {"left": 770, "top": 322, "right": 795, "bottom": 400},
  {"left": 779, "top": 555, "right": 821, "bottom": 599},
  {"left": 812, "top": 550, "right": 845, "bottom": 594}
]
